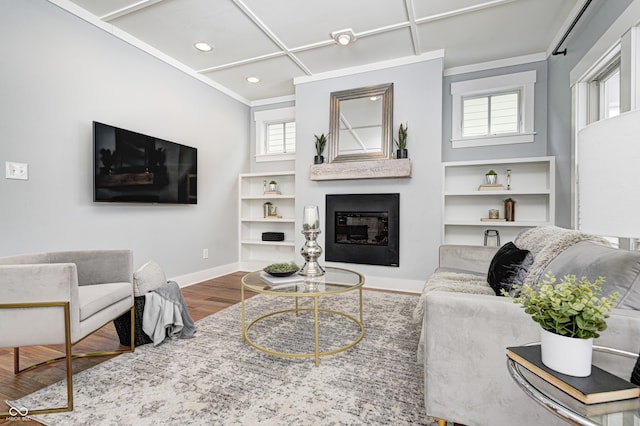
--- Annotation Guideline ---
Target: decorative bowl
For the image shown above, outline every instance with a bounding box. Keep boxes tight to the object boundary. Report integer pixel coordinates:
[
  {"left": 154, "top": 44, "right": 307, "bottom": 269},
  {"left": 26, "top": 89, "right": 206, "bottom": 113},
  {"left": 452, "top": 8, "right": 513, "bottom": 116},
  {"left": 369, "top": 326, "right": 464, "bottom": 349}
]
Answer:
[{"left": 264, "top": 262, "right": 299, "bottom": 277}]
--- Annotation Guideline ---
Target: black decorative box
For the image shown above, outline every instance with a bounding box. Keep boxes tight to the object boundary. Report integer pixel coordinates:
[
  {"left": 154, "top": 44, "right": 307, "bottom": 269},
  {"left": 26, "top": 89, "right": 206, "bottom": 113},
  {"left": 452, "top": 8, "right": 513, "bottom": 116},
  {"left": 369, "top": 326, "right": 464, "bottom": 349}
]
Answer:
[{"left": 262, "top": 232, "right": 285, "bottom": 241}]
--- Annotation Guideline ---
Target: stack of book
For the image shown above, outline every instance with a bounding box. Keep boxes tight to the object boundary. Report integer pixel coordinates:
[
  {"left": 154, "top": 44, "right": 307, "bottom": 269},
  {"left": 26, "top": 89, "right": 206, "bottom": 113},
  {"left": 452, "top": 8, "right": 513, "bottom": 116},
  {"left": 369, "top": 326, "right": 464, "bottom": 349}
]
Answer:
[
  {"left": 507, "top": 345, "right": 640, "bottom": 404},
  {"left": 478, "top": 184, "right": 505, "bottom": 191}
]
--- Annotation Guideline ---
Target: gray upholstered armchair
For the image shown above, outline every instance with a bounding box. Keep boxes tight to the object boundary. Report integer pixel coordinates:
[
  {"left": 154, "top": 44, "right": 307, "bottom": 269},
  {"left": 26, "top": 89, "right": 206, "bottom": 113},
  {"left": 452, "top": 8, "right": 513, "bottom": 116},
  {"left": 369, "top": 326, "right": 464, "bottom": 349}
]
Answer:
[{"left": 0, "top": 249, "right": 135, "bottom": 415}]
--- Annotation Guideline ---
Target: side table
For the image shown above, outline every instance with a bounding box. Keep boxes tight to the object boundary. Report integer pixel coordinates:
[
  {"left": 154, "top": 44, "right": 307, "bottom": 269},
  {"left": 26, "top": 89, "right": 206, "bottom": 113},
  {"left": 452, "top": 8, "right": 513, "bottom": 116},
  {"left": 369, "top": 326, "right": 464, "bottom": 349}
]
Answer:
[{"left": 508, "top": 345, "right": 640, "bottom": 425}]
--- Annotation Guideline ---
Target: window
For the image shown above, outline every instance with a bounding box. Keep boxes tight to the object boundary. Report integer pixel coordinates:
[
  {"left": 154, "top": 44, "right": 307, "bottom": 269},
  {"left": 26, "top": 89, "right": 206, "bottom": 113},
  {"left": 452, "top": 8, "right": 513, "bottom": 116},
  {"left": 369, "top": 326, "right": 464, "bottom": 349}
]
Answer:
[
  {"left": 587, "top": 57, "right": 621, "bottom": 123},
  {"left": 451, "top": 70, "right": 536, "bottom": 148},
  {"left": 254, "top": 107, "right": 295, "bottom": 162},
  {"left": 266, "top": 121, "right": 296, "bottom": 154},
  {"left": 462, "top": 91, "right": 520, "bottom": 137}
]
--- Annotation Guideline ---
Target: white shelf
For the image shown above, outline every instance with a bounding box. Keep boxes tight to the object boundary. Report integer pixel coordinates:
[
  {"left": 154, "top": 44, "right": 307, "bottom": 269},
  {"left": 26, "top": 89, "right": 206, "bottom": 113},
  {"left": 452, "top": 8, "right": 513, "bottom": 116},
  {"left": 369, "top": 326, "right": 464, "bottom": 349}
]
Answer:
[
  {"left": 239, "top": 171, "right": 296, "bottom": 268},
  {"left": 442, "top": 157, "right": 555, "bottom": 245},
  {"left": 241, "top": 239, "right": 296, "bottom": 246},
  {"left": 240, "top": 218, "right": 295, "bottom": 223}
]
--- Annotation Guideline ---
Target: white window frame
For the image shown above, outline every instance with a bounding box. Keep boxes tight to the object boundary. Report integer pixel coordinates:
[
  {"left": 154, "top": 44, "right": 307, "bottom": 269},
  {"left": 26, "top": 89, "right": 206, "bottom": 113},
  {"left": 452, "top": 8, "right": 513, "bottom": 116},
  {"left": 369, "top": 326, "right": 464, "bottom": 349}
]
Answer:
[
  {"left": 254, "top": 107, "right": 295, "bottom": 162},
  {"left": 451, "top": 70, "right": 536, "bottom": 148}
]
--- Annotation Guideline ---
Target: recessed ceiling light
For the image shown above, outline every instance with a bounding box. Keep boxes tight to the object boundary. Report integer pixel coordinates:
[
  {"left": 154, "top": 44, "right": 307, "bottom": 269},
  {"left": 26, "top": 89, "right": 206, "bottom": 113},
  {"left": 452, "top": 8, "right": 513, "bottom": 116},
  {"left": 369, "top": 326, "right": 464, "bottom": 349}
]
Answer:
[
  {"left": 194, "top": 42, "right": 213, "bottom": 52},
  {"left": 246, "top": 76, "right": 260, "bottom": 84},
  {"left": 331, "top": 29, "right": 356, "bottom": 46}
]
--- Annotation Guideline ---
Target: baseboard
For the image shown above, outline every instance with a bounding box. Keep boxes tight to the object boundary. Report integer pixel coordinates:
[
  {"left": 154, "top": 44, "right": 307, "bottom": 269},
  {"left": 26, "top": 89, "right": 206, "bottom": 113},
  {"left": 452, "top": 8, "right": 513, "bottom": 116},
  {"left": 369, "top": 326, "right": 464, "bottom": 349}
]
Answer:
[
  {"left": 171, "top": 262, "right": 423, "bottom": 294},
  {"left": 170, "top": 262, "right": 240, "bottom": 288}
]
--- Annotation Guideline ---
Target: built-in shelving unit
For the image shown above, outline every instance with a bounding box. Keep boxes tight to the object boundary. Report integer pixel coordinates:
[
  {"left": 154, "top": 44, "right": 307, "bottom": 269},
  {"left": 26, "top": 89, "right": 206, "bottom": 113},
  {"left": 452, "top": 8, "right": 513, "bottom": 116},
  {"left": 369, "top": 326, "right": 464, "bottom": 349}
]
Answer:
[
  {"left": 239, "top": 171, "right": 296, "bottom": 270},
  {"left": 442, "top": 156, "right": 555, "bottom": 246}
]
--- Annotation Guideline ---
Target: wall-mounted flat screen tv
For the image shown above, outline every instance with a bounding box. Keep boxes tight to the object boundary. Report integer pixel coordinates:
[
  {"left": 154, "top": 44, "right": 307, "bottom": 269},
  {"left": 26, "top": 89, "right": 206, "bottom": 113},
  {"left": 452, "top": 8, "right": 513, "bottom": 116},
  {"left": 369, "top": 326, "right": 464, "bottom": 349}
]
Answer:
[{"left": 93, "top": 121, "right": 197, "bottom": 204}]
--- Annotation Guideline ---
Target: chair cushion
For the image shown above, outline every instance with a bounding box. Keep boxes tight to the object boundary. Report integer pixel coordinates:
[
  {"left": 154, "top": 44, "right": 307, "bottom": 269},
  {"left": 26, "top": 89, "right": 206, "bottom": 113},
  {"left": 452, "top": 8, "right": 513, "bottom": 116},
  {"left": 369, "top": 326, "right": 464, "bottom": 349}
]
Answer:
[
  {"left": 487, "top": 242, "right": 533, "bottom": 296},
  {"left": 78, "top": 282, "right": 132, "bottom": 321},
  {"left": 133, "top": 261, "right": 167, "bottom": 297}
]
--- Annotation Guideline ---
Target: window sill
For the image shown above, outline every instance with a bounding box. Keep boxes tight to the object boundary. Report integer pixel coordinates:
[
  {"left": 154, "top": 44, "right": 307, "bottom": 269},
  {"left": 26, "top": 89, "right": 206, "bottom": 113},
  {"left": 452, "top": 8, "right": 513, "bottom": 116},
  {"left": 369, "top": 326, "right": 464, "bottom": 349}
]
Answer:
[
  {"left": 451, "top": 133, "right": 535, "bottom": 149},
  {"left": 255, "top": 153, "right": 296, "bottom": 163}
]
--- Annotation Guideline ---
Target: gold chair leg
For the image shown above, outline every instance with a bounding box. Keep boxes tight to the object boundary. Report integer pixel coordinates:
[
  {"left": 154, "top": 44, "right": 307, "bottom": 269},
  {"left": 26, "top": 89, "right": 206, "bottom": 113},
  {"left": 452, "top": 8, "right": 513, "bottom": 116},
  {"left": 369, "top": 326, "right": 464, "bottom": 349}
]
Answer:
[
  {"left": 437, "top": 420, "right": 447, "bottom": 426},
  {"left": 1, "top": 301, "right": 73, "bottom": 416}
]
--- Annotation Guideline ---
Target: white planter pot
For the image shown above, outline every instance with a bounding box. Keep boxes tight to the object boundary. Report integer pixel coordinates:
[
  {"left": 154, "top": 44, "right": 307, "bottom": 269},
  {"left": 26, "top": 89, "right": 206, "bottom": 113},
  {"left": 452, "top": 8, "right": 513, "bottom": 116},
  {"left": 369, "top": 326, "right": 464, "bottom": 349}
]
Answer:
[{"left": 540, "top": 328, "right": 593, "bottom": 377}]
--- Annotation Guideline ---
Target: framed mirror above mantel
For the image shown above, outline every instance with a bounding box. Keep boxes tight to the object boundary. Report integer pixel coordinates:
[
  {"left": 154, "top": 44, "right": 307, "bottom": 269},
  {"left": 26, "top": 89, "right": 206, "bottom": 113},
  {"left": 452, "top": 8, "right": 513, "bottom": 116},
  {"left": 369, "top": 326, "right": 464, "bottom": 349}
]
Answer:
[{"left": 310, "top": 82, "right": 411, "bottom": 181}]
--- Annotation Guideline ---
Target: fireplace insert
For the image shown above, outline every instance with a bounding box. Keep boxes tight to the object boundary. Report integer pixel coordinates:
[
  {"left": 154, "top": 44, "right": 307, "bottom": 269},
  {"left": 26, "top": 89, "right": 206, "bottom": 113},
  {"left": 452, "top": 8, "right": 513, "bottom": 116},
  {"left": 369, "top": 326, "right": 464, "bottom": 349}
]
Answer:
[{"left": 325, "top": 193, "right": 399, "bottom": 267}]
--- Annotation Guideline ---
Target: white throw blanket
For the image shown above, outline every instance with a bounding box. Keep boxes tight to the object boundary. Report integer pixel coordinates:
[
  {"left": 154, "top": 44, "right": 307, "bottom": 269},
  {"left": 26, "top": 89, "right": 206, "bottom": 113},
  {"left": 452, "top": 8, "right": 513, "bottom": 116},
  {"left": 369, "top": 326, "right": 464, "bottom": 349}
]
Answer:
[
  {"left": 142, "top": 281, "right": 196, "bottom": 346},
  {"left": 514, "top": 226, "right": 611, "bottom": 286}
]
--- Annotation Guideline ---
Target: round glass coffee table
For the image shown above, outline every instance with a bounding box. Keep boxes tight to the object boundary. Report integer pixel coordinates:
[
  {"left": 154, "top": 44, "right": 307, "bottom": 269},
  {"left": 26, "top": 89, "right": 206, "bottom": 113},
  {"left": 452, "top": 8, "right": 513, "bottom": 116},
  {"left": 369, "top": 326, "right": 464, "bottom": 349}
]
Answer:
[
  {"left": 241, "top": 267, "right": 364, "bottom": 366},
  {"left": 508, "top": 345, "right": 640, "bottom": 425}
]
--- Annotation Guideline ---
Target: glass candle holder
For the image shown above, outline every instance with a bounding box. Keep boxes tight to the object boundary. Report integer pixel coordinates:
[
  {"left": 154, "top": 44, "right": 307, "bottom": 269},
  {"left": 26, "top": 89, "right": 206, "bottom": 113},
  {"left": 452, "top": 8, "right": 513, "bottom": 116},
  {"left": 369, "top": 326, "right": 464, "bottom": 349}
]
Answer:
[{"left": 302, "top": 205, "right": 320, "bottom": 231}]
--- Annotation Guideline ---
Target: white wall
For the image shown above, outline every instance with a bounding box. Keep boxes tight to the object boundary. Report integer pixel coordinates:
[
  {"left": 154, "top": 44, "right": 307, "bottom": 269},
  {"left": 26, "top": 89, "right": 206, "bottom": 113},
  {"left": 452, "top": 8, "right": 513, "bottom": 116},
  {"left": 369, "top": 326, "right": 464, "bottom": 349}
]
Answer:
[
  {"left": 0, "top": 0, "right": 250, "bottom": 280},
  {"left": 294, "top": 58, "right": 443, "bottom": 292}
]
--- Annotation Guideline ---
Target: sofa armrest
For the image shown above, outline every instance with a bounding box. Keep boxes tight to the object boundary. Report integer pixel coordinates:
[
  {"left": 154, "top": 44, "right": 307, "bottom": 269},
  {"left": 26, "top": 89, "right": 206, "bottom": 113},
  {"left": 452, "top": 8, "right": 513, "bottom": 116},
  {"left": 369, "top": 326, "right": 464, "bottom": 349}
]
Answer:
[
  {"left": 438, "top": 244, "right": 497, "bottom": 274},
  {"left": 423, "top": 291, "right": 640, "bottom": 426},
  {"left": 423, "top": 291, "right": 564, "bottom": 426}
]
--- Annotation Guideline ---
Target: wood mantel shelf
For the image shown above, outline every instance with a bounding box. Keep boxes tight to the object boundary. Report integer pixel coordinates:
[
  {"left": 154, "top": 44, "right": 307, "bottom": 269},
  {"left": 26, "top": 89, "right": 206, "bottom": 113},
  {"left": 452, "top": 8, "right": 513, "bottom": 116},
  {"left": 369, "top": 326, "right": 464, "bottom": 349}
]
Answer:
[{"left": 309, "top": 158, "right": 412, "bottom": 181}]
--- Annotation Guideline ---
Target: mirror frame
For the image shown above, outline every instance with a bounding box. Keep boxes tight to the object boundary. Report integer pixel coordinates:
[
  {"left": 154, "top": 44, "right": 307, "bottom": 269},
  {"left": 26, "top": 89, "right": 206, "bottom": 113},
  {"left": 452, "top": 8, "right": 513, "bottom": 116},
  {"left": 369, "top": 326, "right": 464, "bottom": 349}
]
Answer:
[{"left": 328, "top": 83, "right": 394, "bottom": 163}]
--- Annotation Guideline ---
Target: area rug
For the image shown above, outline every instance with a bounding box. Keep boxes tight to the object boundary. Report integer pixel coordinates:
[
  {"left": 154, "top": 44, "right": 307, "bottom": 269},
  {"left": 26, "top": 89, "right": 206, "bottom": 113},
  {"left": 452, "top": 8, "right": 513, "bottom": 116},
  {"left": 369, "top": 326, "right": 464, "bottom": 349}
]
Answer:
[{"left": 10, "top": 291, "right": 437, "bottom": 425}]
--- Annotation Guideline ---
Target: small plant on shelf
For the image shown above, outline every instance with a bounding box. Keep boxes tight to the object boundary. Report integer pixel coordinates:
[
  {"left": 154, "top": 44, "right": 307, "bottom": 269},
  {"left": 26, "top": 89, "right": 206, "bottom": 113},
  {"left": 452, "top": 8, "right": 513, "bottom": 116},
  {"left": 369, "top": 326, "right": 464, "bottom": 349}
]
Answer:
[
  {"left": 314, "top": 133, "right": 327, "bottom": 164},
  {"left": 395, "top": 123, "right": 408, "bottom": 158}
]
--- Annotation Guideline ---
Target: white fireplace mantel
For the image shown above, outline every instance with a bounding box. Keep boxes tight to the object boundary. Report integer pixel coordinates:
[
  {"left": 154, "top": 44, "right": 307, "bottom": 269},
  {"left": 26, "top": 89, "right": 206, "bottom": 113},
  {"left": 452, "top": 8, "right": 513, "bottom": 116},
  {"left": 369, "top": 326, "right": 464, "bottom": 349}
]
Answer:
[{"left": 309, "top": 159, "right": 411, "bottom": 181}]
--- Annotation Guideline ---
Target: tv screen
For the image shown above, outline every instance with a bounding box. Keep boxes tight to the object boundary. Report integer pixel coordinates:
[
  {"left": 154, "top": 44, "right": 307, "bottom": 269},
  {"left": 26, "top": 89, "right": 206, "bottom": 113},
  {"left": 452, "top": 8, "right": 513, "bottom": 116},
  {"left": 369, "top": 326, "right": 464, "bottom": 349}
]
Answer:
[{"left": 93, "top": 121, "right": 197, "bottom": 204}]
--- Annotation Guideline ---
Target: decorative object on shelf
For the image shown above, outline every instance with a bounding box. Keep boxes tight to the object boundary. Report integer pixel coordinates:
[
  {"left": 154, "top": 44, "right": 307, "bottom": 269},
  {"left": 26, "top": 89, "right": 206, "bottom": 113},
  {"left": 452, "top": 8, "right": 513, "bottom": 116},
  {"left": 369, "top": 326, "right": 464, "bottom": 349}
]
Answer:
[
  {"left": 268, "top": 180, "right": 278, "bottom": 192},
  {"left": 263, "top": 262, "right": 299, "bottom": 277},
  {"left": 504, "top": 198, "right": 515, "bottom": 221},
  {"left": 395, "top": 122, "right": 408, "bottom": 159},
  {"left": 299, "top": 205, "right": 325, "bottom": 277},
  {"left": 505, "top": 272, "right": 619, "bottom": 377},
  {"left": 263, "top": 201, "right": 274, "bottom": 218},
  {"left": 314, "top": 133, "right": 327, "bottom": 165},
  {"left": 488, "top": 209, "right": 499, "bottom": 219},
  {"left": 484, "top": 229, "right": 500, "bottom": 246},
  {"left": 506, "top": 169, "right": 512, "bottom": 190},
  {"left": 485, "top": 169, "right": 497, "bottom": 184},
  {"left": 261, "top": 232, "right": 284, "bottom": 242}
]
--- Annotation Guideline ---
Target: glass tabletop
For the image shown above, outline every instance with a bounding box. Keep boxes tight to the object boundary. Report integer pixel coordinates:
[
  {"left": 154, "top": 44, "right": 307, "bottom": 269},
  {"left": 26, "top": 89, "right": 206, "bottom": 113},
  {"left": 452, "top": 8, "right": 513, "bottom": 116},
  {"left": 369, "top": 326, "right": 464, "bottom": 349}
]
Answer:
[
  {"left": 242, "top": 266, "right": 364, "bottom": 296},
  {"left": 509, "top": 346, "right": 640, "bottom": 426}
]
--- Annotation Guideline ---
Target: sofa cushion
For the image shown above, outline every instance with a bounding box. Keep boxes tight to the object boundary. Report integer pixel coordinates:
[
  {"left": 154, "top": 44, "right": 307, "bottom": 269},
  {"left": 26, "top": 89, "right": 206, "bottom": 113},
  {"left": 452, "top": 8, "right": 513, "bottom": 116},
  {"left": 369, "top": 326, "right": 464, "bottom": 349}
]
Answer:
[
  {"left": 487, "top": 242, "right": 533, "bottom": 296},
  {"left": 542, "top": 241, "right": 640, "bottom": 310},
  {"left": 78, "top": 282, "right": 132, "bottom": 321},
  {"left": 134, "top": 261, "right": 167, "bottom": 297}
]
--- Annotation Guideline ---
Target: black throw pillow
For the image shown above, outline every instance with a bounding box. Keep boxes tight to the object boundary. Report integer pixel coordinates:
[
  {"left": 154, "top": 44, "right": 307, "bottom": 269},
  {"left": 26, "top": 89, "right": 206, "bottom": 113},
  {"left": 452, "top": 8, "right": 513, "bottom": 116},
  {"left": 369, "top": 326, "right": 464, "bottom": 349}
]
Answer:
[
  {"left": 632, "top": 354, "right": 640, "bottom": 386},
  {"left": 487, "top": 242, "right": 533, "bottom": 296}
]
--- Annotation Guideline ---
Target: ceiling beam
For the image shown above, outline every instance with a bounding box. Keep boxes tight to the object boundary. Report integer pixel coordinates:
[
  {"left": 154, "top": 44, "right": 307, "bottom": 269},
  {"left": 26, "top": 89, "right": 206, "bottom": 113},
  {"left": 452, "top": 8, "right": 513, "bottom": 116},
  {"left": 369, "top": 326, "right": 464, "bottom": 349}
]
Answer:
[{"left": 101, "top": 0, "right": 165, "bottom": 22}]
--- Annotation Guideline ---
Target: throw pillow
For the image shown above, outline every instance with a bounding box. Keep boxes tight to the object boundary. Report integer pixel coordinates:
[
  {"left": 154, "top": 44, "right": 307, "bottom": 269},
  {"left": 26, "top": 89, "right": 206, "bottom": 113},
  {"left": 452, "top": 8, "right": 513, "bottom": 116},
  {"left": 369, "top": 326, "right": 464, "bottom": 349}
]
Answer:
[
  {"left": 133, "top": 260, "right": 167, "bottom": 297},
  {"left": 632, "top": 354, "right": 640, "bottom": 386},
  {"left": 487, "top": 242, "right": 533, "bottom": 296}
]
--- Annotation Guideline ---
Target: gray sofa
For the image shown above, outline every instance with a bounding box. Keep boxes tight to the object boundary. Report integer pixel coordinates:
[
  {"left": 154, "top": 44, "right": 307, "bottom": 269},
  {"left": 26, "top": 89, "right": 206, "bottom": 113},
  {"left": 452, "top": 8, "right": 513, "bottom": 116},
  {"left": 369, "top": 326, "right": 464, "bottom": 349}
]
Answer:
[{"left": 420, "top": 227, "right": 640, "bottom": 426}]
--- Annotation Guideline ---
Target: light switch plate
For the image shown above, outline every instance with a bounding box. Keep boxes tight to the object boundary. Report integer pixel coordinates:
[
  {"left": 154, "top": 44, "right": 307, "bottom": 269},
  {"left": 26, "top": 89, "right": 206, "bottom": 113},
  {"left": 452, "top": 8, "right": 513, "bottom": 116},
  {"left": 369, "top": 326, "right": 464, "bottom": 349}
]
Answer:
[{"left": 6, "top": 161, "right": 28, "bottom": 180}]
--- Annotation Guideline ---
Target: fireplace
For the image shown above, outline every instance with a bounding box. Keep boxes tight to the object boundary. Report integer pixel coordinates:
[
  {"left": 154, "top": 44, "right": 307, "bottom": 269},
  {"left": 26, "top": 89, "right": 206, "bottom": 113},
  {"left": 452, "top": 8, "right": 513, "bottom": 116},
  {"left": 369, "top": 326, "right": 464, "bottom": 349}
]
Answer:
[{"left": 325, "top": 193, "right": 399, "bottom": 267}]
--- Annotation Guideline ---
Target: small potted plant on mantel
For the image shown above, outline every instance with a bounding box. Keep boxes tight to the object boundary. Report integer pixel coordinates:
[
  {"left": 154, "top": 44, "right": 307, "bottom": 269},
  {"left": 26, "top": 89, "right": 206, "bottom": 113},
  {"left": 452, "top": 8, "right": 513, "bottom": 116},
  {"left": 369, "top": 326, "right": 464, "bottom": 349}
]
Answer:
[
  {"left": 314, "top": 133, "right": 327, "bottom": 164},
  {"left": 504, "top": 272, "right": 619, "bottom": 377},
  {"left": 395, "top": 123, "right": 408, "bottom": 159}
]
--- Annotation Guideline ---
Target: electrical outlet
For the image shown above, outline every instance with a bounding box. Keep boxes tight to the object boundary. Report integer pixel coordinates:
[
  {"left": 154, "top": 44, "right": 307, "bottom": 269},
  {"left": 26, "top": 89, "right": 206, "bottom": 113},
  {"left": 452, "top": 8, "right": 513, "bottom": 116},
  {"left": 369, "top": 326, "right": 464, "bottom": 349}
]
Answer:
[
  {"left": 5, "top": 161, "right": 28, "bottom": 180},
  {"left": 202, "top": 248, "right": 209, "bottom": 259}
]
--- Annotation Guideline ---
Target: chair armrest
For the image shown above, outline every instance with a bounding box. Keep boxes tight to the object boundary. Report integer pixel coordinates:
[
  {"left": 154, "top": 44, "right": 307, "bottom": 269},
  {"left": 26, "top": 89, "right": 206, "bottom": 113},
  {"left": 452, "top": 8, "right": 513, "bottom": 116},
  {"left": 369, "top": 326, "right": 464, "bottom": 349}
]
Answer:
[
  {"left": 438, "top": 244, "right": 497, "bottom": 274},
  {"left": 0, "top": 263, "right": 78, "bottom": 303},
  {"left": 49, "top": 249, "right": 133, "bottom": 286}
]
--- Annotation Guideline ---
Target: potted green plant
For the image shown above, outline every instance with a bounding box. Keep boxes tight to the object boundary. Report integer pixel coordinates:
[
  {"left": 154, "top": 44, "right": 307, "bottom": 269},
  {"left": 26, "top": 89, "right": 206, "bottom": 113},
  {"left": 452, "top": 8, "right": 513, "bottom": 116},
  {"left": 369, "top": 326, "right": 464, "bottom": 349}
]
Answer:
[
  {"left": 505, "top": 272, "right": 619, "bottom": 376},
  {"left": 268, "top": 180, "right": 278, "bottom": 192},
  {"left": 395, "top": 122, "right": 408, "bottom": 159},
  {"left": 485, "top": 169, "right": 497, "bottom": 184},
  {"left": 314, "top": 133, "right": 327, "bottom": 164}
]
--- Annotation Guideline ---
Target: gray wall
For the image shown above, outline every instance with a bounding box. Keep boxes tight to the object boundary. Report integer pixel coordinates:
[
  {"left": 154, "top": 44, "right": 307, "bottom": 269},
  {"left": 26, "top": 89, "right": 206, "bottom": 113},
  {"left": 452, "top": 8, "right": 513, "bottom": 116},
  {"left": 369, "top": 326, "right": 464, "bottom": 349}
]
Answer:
[
  {"left": 442, "top": 61, "right": 548, "bottom": 162},
  {"left": 0, "top": 0, "right": 250, "bottom": 277},
  {"left": 547, "top": 0, "right": 633, "bottom": 228},
  {"left": 295, "top": 58, "right": 443, "bottom": 285}
]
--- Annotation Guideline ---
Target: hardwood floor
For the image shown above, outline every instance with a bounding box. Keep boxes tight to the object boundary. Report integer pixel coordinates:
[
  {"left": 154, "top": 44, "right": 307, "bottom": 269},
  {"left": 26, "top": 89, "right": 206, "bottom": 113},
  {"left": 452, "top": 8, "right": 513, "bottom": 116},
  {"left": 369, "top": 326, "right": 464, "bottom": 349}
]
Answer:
[{"left": 0, "top": 271, "right": 255, "bottom": 424}]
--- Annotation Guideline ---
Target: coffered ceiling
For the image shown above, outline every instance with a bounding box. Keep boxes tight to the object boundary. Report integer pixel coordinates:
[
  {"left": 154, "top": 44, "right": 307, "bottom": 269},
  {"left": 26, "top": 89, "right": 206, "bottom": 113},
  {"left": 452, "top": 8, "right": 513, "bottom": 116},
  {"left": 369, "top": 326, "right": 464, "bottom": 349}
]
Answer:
[{"left": 59, "top": 0, "right": 584, "bottom": 103}]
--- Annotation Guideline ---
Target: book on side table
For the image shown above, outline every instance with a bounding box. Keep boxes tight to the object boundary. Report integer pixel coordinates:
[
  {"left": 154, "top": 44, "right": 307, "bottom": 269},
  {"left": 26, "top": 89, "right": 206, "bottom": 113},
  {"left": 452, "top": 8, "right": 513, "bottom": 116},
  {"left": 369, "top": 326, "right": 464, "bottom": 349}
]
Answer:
[{"left": 507, "top": 345, "right": 640, "bottom": 404}]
